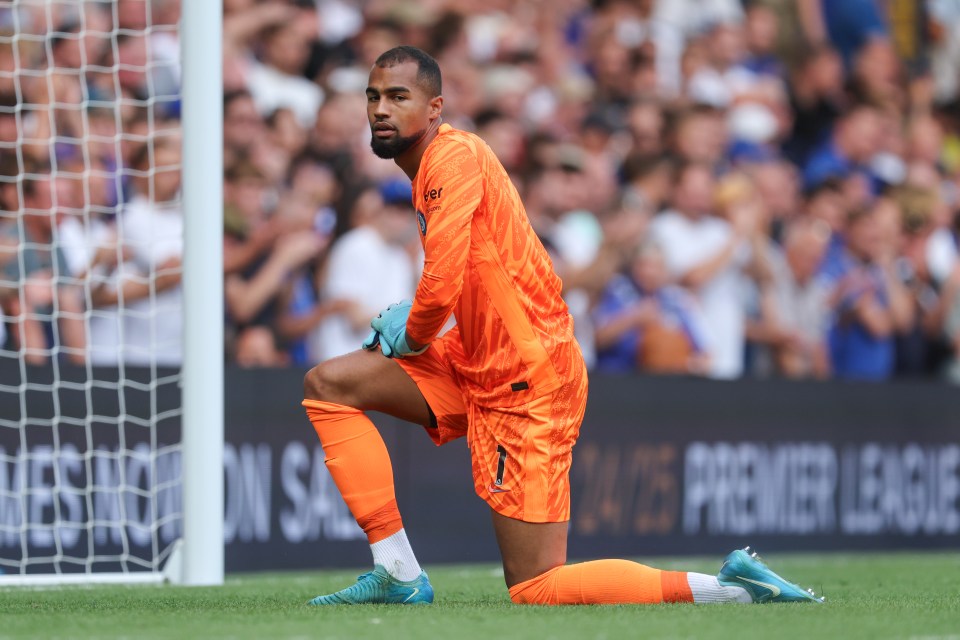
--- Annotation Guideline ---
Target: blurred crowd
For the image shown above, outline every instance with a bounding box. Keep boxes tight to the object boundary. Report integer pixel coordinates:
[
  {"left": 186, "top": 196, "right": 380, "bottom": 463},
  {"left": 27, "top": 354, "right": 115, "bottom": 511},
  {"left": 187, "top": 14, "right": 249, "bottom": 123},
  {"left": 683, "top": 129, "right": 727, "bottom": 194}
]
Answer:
[{"left": 3, "top": 0, "right": 960, "bottom": 384}]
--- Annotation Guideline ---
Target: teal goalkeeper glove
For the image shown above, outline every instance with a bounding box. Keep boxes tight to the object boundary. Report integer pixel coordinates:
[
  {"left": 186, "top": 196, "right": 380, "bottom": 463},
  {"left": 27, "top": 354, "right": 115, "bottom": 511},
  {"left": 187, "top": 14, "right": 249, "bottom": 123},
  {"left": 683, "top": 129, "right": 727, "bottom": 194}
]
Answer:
[
  {"left": 369, "top": 300, "right": 428, "bottom": 358},
  {"left": 361, "top": 329, "right": 380, "bottom": 351}
]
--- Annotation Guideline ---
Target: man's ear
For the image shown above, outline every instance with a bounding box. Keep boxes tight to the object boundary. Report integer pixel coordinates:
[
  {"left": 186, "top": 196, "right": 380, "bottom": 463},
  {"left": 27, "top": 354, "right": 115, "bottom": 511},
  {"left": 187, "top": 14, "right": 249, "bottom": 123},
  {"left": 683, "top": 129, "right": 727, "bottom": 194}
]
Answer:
[{"left": 429, "top": 95, "right": 443, "bottom": 121}]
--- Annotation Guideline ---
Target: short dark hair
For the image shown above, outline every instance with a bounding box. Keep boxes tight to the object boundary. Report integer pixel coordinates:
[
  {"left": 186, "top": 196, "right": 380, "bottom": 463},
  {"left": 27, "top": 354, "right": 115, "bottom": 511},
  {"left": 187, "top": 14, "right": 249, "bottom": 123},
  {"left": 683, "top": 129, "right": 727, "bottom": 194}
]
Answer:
[
  {"left": 673, "top": 158, "right": 713, "bottom": 185},
  {"left": 19, "top": 156, "right": 51, "bottom": 198},
  {"left": 621, "top": 153, "right": 674, "bottom": 183},
  {"left": 803, "top": 177, "right": 843, "bottom": 201},
  {"left": 374, "top": 46, "right": 442, "bottom": 97},
  {"left": 223, "top": 89, "right": 253, "bottom": 114}
]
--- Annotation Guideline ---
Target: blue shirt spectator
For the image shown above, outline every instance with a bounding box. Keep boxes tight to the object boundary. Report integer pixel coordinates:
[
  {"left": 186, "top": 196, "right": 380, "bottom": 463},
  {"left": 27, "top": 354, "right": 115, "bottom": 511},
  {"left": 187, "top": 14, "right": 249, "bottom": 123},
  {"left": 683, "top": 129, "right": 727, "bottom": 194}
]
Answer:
[
  {"left": 803, "top": 139, "right": 856, "bottom": 190},
  {"left": 801, "top": 105, "right": 883, "bottom": 197},
  {"left": 826, "top": 201, "right": 914, "bottom": 380},
  {"left": 828, "top": 261, "right": 895, "bottom": 380},
  {"left": 821, "top": 0, "right": 888, "bottom": 69},
  {"left": 593, "top": 243, "right": 709, "bottom": 374}
]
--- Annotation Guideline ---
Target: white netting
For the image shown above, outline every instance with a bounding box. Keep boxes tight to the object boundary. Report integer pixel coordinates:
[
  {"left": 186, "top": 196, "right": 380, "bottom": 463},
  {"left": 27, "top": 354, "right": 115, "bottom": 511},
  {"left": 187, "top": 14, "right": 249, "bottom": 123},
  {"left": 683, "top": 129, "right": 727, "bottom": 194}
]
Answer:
[{"left": 0, "top": 0, "right": 184, "bottom": 578}]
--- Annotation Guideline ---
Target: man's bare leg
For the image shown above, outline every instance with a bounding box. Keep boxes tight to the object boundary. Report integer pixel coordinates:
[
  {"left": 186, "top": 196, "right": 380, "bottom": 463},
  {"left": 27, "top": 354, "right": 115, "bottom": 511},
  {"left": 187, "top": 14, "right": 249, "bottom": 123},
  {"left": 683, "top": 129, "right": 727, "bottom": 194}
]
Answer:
[
  {"left": 490, "top": 510, "right": 567, "bottom": 587},
  {"left": 304, "top": 349, "right": 431, "bottom": 423},
  {"left": 304, "top": 349, "right": 435, "bottom": 604}
]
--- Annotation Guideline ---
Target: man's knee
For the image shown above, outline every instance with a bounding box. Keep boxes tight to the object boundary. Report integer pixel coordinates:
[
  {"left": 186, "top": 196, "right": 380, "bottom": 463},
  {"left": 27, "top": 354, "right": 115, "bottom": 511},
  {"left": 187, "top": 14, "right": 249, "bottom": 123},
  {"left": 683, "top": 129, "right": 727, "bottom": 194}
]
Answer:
[
  {"left": 303, "top": 361, "right": 345, "bottom": 403},
  {"left": 508, "top": 566, "right": 561, "bottom": 605}
]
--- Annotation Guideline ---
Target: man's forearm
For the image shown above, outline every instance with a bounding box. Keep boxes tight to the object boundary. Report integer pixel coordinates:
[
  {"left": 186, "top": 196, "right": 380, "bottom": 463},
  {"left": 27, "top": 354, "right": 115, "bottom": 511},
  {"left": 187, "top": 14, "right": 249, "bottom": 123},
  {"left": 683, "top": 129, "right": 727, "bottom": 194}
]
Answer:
[{"left": 404, "top": 330, "right": 426, "bottom": 353}]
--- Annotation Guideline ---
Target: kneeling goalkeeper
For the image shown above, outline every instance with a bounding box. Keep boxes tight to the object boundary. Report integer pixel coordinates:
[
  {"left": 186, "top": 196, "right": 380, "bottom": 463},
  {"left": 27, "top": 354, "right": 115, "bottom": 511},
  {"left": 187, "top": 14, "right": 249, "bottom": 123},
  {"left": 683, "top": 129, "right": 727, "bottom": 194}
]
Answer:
[{"left": 302, "top": 45, "right": 822, "bottom": 606}]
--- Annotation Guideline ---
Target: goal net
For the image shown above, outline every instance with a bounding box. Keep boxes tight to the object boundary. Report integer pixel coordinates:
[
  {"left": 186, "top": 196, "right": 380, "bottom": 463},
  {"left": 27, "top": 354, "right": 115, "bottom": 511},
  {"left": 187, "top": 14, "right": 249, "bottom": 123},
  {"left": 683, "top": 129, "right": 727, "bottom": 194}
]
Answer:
[{"left": 0, "top": 0, "right": 221, "bottom": 585}]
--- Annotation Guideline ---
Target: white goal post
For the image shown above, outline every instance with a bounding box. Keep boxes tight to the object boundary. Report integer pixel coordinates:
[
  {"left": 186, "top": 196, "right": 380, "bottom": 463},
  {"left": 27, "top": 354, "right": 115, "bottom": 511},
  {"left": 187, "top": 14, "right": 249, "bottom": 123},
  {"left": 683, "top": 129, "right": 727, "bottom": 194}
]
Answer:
[
  {"left": 0, "top": 0, "right": 222, "bottom": 586},
  {"left": 179, "top": 0, "right": 224, "bottom": 587}
]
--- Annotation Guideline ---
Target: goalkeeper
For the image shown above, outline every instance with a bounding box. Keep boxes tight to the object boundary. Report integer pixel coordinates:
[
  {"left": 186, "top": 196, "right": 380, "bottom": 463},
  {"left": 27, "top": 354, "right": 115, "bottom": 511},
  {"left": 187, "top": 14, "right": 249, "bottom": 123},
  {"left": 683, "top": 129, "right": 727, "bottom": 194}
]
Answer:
[{"left": 302, "top": 45, "right": 822, "bottom": 606}]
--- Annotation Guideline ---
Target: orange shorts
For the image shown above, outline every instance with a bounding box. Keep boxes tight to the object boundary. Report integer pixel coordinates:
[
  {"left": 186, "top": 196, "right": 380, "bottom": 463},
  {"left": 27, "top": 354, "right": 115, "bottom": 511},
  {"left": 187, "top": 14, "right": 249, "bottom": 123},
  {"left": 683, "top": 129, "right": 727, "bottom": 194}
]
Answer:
[{"left": 397, "top": 333, "right": 588, "bottom": 523}]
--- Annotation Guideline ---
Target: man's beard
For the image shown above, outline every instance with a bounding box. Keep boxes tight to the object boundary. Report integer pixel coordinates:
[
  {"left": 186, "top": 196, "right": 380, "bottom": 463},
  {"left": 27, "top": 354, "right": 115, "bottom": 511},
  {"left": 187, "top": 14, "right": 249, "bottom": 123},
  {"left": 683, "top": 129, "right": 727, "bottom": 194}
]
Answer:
[{"left": 370, "top": 128, "right": 426, "bottom": 159}]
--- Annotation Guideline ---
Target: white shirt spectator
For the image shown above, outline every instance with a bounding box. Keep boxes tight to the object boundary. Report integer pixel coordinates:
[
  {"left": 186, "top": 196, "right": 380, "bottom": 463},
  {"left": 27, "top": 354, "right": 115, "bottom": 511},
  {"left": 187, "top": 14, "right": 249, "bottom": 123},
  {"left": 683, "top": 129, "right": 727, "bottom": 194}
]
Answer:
[
  {"left": 615, "top": 16, "right": 685, "bottom": 97},
  {"left": 688, "top": 65, "right": 760, "bottom": 108},
  {"left": 246, "top": 60, "right": 323, "bottom": 129},
  {"left": 120, "top": 195, "right": 183, "bottom": 367},
  {"left": 650, "top": 210, "right": 750, "bottom": 378},
  {"left": 927, "top": 227, "right": 958, "bottom": 286},
  {"left": 56, "top": 214, "right": 129, "bottom": 366},
  {"left": 316, "top": 0, "right": 363, "bottom": 45},
  {"left": 654, "top": 0, "right": 743, "bottom": 37},
  {"left": 750, "top": 246, "right": 832, "bottom": 377},
  {"left": 768, "top": 249, "right": 831, "bottom": 345},
  {"left": 548, "top": 209, "right": 605, "bottom": 370},
  {"left": 309, "top": 226, "right": 415, "bottom": 362}
]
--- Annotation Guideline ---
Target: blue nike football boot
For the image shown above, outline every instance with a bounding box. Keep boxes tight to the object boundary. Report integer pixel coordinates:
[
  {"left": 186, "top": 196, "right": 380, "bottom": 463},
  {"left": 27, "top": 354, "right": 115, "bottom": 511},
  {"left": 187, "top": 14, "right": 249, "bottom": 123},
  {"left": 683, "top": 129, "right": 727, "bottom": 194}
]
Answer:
[
  {"left": 718, "top": 547, "right": 824, "bottom": 603},
  {"left": 307, "top": 565, "right": 434, "bottom": 605}
]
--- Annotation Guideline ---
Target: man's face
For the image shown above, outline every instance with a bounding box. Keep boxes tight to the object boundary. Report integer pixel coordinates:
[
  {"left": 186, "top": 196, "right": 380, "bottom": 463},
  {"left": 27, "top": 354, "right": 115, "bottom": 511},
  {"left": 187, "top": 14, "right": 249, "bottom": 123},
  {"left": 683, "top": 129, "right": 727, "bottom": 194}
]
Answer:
[
  {"left": 22, "top": 176, "right": 54, "bottom": 235},
  {"left": 224, "top": 96, "right": 263, "bottom": 149},
  {"left": 843, "top": 109, "right": 881, "bottom": 162},
  {"left": 632, "top": 251, "right": 666, "bottom": 292},
  {"left": 674, "top": 166, "right": 715, "bottom": 217},
  {"left": 265, "top": 27, "right": 310, "bottom": 76},
  {"left": 847, "top": 211, "right": 883, "bottom": 262},
  {"left": 366, "top": 61, "right": 437, "bottom": 159},
  {"left": 0, "top": 112, "right": 16, "bottom": 143},
  {"left": 786, "top": 228, "right": 828, "bottom": 283}
]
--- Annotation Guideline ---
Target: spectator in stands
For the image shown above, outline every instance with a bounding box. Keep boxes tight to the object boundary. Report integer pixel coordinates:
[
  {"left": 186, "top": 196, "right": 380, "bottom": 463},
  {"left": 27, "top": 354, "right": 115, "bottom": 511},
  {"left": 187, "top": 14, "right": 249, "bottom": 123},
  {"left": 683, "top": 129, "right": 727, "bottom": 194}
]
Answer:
[
  {"left": 745, "top": 158, "right": 801, "bottom": 241},
  {"left": 46, "top": 154, "right": 125, "bottom": 366},
  {"left": 687, "top": 20, "right": 771, "bottom": 109},
  {"left": 650, "top": 163, "right": 770, "bottom": 379},
  {"left": 742, "top": 3, "right": 786, "bottom": 79},
  {"left": 0, "top": 163, "right": 85, "bottom": 364},
  {"left": 268, "top": 106, "right": 310, "bottom": 161},
  {"left": 287, "top": 156, "right": 338, "bottom": 237},
  {"left": 669, "top": 105, "right": 729, "bottom": 170},
  {"left": 109, "top": 138, "right": 184, "bottom": 367},
  {"left": 222, "top": 160, "right": 273, "bottom": 266},
  {"left": 620, "top": 153, "right": 675, "bottom": 216},
  {"left": 941, "top": 267, "right": 960, "bottom": 384},
  {"left": 525, "top": 145, "right": 616, "bottom": 367},
  {"left": 225, "top": 187, "right": 327, "bottom": 364},
  {"left": 748, "top": 217, "right": 833, "bottom": 379},
  {"left": 802, "top": 103, "right": 884, "bottom": 203},
  {"left": 588, "top": 0, "right": 685, "bottom": 98},
  {"left": 797, "top": 0, "right": 890, "bottom": 70},
  {"left": 848, "top": 36, "right": 905, "bottom": 111},
  {"left": 655, "top": 0, "right": 743, "bottom": 39},
  {"left": 828, "top": 200, "right": 915, "bottom": 380},
  {"left": 625, "top": 98, "right": 666, "bottom": 157},
  {"left": 594, "top": 239, "right": 710, "bottom": 374},
  {"left": 0, "top": 154, "right": 20, "bottom": 353},
  {"left": 804, "top": 179, "right": 850, "bottom": 282},
  {"left": 0, "top": 91, "right": 16, "bottom": 156},
  {"left": 475, "top": 109, "right": 529, "bottom": 179},
  {"left": 930, "top": 1, "right": 960, "bottom": 103},
  {"left": 246, "top": 18, "right": 323, "bottom": 129},
  {"left": 307, "top": 179, "right": 419, "bottom": 362},
  {"left": 223, "top": 89, "right": 265, "bottom": 167},
  {"left": 784, "top": 45, "right": 847, "bottom": 166},
  {"left": 890, "top": 185, "right": 952, "bottom": 376}
]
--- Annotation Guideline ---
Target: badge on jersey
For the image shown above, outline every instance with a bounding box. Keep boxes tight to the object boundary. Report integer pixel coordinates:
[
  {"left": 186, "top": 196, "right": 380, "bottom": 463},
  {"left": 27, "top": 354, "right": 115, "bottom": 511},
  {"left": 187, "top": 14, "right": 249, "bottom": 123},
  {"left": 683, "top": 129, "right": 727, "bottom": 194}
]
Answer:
[{"left": 417, "top": 209, "right": 427, "bottom": 236}]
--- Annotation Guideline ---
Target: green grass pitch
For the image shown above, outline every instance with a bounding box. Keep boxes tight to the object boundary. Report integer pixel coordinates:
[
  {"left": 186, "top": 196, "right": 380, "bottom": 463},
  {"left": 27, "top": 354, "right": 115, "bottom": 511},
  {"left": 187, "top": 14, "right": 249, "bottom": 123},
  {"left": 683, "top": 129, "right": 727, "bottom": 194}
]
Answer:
[{"left": 2, "top": 552, "right": 958, "bottom": 639}]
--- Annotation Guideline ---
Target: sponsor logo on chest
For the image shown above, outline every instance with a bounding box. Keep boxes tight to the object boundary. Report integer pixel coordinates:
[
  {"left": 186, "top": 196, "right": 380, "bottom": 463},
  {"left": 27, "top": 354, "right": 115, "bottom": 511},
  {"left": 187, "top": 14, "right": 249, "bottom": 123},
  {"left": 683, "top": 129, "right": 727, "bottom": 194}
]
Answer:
[{"left": 423, "top": 187, "right": 443, "bottom": 201}]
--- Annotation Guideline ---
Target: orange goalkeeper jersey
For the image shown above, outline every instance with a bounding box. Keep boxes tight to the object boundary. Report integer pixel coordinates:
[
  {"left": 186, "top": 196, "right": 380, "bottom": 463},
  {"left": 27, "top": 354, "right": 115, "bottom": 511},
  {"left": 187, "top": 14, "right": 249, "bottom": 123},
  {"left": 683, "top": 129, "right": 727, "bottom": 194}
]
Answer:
[{"left": 407, "top": 123, "right": 582, "bottom": 407}]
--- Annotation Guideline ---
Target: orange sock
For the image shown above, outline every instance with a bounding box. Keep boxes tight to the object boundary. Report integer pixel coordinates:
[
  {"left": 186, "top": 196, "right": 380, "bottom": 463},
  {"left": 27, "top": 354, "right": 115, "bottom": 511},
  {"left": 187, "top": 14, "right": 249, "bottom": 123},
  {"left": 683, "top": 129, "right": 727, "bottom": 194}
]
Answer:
[
  {"left": 508, "top": 560, "right": 693, "bottom": 605},
  {"left": 303, "top": 399, "right": 403, "bottom": 544}
]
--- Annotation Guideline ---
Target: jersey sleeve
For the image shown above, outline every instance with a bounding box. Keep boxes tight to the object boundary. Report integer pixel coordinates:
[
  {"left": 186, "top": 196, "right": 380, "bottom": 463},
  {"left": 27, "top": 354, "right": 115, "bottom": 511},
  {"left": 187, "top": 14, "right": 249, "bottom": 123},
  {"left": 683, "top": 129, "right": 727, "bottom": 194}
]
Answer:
[{"left": 406, "top": 141, "right": 483, "bottom": 345}]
